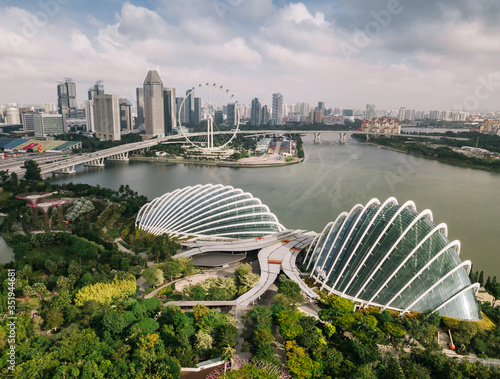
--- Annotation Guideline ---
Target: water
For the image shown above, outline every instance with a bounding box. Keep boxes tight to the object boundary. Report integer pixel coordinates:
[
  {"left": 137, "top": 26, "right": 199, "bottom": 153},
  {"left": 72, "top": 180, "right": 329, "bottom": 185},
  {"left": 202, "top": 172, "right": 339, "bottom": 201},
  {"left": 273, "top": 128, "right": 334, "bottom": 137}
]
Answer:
[
  {"left": 47, "top": 134, "right": 500, "bottom": 278},
  {"left": 0, "top": 216, "right": 14, "bottom": 265}
]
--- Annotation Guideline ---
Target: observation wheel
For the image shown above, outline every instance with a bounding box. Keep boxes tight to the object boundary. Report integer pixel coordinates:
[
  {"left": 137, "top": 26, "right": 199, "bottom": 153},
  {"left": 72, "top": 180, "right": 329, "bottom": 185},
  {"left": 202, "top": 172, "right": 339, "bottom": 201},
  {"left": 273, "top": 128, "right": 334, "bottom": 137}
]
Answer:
[{"left": 178, "top": 83, "right": 240, "bottom": 150}]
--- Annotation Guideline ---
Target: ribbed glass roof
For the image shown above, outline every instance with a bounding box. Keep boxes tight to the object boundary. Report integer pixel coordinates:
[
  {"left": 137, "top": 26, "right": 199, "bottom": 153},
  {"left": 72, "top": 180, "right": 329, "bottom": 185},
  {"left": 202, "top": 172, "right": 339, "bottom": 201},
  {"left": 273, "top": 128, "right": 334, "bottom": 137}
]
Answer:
[
  {"left": 303, "top": 198, "right": 481, "bottom": 321},
  {"left": 136, "top": 184, "right": 285, "bottom": 240}
]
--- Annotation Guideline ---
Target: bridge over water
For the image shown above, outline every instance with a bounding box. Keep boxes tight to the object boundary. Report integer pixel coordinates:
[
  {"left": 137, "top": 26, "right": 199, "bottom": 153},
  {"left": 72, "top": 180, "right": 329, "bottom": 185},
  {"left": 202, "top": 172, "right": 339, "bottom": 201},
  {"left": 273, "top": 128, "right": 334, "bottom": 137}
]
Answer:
[{"left": 6, "top": 129, "right": 368, "bottom": 176}]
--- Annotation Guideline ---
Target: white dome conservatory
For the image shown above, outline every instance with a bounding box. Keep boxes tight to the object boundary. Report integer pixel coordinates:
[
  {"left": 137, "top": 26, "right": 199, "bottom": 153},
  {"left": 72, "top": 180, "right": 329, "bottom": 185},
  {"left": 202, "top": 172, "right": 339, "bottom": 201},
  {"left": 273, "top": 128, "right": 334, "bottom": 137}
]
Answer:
[
  {"left": 136, "top": 184, "right": 285, "bottom": 240},
  {"left": 302, "top": 198, "right": 481, "bottom": 320}
]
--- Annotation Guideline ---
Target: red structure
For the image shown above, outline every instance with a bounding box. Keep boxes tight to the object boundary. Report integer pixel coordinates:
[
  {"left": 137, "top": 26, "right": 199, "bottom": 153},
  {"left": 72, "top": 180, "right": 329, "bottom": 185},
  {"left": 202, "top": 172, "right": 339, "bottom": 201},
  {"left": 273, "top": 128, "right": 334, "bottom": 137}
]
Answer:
[
  {"left": 16, "top": 192, "right": 52, "bottom": 227},
  {"left": 15, "top": 193, "right": 72, "bottom": 230}
]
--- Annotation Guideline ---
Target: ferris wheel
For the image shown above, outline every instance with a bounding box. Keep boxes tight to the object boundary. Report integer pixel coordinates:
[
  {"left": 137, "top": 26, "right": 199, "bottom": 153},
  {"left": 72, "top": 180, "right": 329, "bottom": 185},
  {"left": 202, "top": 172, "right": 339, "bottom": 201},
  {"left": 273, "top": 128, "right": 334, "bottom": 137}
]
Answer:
[{"left": 177, "top": 83, "right": 240, "bottom": 150}]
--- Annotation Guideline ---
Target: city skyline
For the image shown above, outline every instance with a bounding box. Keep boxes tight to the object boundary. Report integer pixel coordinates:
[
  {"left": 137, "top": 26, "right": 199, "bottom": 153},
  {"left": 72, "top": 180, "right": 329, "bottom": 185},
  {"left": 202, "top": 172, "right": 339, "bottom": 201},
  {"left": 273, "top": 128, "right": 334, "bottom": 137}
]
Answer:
[{"left": 1, "top": 1, "right": 500, "bottom": 111}]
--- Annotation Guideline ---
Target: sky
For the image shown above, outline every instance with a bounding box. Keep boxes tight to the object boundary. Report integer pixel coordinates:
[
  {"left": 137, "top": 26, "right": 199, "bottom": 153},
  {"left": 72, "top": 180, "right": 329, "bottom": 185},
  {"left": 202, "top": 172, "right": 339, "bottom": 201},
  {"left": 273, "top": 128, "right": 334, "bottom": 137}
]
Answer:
[{"left": 1, "top": 0, "right": 500, "bottom": 111}]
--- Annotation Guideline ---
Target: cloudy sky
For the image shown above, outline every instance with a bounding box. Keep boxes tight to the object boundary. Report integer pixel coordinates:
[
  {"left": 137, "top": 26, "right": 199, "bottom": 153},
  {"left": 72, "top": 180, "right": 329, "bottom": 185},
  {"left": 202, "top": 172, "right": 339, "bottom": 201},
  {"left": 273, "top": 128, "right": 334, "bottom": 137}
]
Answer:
[{"left": 1, "top": 0, "right": 500, "bottom": 111}]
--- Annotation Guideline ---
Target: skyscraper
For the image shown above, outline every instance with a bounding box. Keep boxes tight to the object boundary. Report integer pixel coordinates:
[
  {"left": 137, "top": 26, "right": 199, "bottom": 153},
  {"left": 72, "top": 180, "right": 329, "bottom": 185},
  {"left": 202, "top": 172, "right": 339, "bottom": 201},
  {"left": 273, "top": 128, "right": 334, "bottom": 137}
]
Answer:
[
  {"left": 143, "top": 70, "right": 165, "bottom": 137},
  {"left": 85, "top": 100, "right": 94, "bottom": 133},
  {"left": 272, "top": 93, "right": 283, "bottom": 126},
  {"left": 366, "top": 104, "right": 376, "bottom": 120},
  {"left": 57, "top": 78, "right": 77, "bottom": 131},
  {"left": 185, "top": 89, "right": 195, "bottom": 125},
  {"left": 93, "top": 94, "right": 121, "bottom": 141},
  {"left": 214, "top": 110, "right": 224, "bottom": 125},
  {"left": 136, "top": 87, "right": 144, "bottom": 128},
  {"left": 261, "top": 105, "right": 270, "bottom": 125},
  {"left": 88, "top": 80, "right": 104, "bottom": 100},
  {"left": 193, "top": 97, "right": 201, "bottom": 125},
  {"left": 176, "top": 97, "right": 187, "bottom": 124},
  {"left": 119, "top": 99, "right": 133, "bottom": 131},
  {"left": 227, "top": 103, "right": 236, "bottom": 126},
  {"left": 398, "top": 107, "right": 406, "bottom": 121},
  {"left": 163, "top": 87, "right": 177, "bottom": 136},
  {"left": 251, "top": 98, "right": 261, "bottom": 126}
]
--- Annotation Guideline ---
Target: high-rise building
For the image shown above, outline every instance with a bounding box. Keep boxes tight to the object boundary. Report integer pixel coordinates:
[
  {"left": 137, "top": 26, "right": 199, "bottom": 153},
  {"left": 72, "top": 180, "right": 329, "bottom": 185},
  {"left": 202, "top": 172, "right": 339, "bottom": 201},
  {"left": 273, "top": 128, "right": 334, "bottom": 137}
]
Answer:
[
  {"left": 312, "top": 108, "right": 323, "bottom": 124},
  {"left": 185, "top": 89, "right": 195, "bottom": 125},
  {"left": 163, "top": 87, "right": 177, "bottom": 136},
  {"left": 176, "top": 97, "right": 187, "bottom": 124},
  {"left": 227, "top": 103, "right": 236, "bottom": 126},
  {"left": 272, "top": 93, "right": 283, "bottom": 126},
  {"left": 398, "top": 107, "right": 406, "bottom": 121},
  {"left": 214, "top": 110, "right": 224, "bottom": 125},
  {"left": 342, "top": 109, "right": 354, "bottom": 117},
  {"left": 143, "top": 70, "right": 165, "bottom": 137},
  {"left": 22, "top": 111, "right": 35, "bottom": 131},
  {"left": 429, "top": 110, "right": 440, "bottom": 120},
  {"left": 318, "top": 102, "right": 325, "bottom": 111},
  {"left": 136, "top": 87, "right": 145, "bottom": 127},
  {"left": 93, "top": 94, "right": 121, "bottom": 141},
  {"left": 251, "top": 98, "right": 261, "bottom": 126},
  {"left": 34, "top": 114, "right": 64, "bottom": 137},
  {"left": 88, "top": 80, "right": 104, "bottom": 100},
  {"left": 57, "top": 78, "right": 77, "bottom": 131},
  {"left": 85, "top": 100, "right": 94, "bottom": 133},
  {"left": 193, "top": 97, "right": 201, "bottom": 125},
  {"left": 119, "top": 99, "right": 133, "bottom": 131},
  {"left": 405, "top": 109, "right": 415, "bottom": 121},
  {"left": 366, "top": 104, "right": 376, "bottom": 120},
  {"left": 261, "top": 105, "right": 270, "bottom": 125}
]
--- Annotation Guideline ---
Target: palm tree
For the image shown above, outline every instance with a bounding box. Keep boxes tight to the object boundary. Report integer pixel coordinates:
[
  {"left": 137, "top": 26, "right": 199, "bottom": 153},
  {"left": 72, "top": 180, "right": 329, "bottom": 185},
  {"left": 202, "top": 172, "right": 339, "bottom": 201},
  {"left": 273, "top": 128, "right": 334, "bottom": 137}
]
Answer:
[{"left": 221, "top": 344, "right": 236, "bottom": 374}]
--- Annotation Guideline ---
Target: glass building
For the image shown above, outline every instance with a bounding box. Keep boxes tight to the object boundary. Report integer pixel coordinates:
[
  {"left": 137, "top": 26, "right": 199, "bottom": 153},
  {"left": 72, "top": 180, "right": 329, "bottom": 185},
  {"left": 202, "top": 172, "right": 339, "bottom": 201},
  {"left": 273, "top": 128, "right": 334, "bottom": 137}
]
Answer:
[
  {"left": 136, "top": 184, "right": 285, "bottom": 240},
  {"left": 303, "top": 198, "right": 481, "bottom": 320}
]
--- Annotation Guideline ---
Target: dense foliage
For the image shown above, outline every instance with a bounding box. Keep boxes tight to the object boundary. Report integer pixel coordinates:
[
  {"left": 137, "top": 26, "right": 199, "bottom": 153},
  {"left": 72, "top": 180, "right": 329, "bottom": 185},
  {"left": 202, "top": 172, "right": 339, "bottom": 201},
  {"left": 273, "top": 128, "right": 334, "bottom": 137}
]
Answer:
[{"left": 353, "top": 132, "right": 500, "bottom": 172}]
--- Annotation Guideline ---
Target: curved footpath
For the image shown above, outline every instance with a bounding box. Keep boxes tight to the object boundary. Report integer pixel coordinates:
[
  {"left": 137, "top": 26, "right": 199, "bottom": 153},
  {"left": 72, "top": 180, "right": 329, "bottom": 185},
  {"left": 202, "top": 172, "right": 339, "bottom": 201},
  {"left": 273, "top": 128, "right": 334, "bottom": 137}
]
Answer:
[{"left": 170, "top": 229, "right": 318, "bottom": 307}]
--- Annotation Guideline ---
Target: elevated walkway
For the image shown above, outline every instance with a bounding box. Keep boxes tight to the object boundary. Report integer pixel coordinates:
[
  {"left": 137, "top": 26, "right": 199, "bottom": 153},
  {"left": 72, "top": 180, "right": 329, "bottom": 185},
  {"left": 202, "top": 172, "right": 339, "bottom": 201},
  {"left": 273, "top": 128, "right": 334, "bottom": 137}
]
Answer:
[{"left": 174, "top": 230, "right": 318, "bottom": 307}]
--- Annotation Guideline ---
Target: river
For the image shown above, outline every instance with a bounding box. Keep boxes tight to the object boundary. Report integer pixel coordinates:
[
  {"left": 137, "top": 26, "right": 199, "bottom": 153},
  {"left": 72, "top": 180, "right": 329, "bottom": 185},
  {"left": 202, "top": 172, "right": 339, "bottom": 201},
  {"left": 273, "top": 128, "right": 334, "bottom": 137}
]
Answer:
[{"left": 44, "top": 134, "right": 500, "bottom": 278}]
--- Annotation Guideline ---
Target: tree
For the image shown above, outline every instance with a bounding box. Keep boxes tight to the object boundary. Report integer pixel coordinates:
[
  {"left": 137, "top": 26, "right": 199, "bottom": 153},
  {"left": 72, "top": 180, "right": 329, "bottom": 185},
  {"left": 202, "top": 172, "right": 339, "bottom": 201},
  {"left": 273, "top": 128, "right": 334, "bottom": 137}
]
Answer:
[
  {"left": 24, "top": 159, "right": 42, "bottom": 181},
  {"left": 45, "top": 259, "right": 58, "bottom": 274},
  {"left": 222, "top": 344, "right": 236, "bottom": 373},
  {"left": 478, "top": 271, "right": 484, "bottom": 287},
  {"left": 67, "top": 261, "right": 83, "bottom": 278},
  {"left": 195, "top": 329, "right": 213, "bottom": 351},
  {"left": 103, "top": 310, "right": 136, "bottom": 335},
  {"left": 485, "top": 282, "right": 500, "bottom": 305},
  {"left": 253, "top": 326, "right": 274, "bottom": 351},
  {"left": 32, "top": 282, "right": 49, "bottom": 301},
  {"left": 285, "top": 340, "right": 321, "bottom": 379},
  {"left": 193, "top": 304, "right": 210, "bottom": 328},
  {"left": 143, "top": 267, "right": 164, "bottom": 287},
  {"left": 120, "top": 257, "right": 130, "bottom": 272},
  {"left": 44, "top": 308, "right": 64, "bottom": 330},
  {"left": 57, "top": 275, "right": 74, "bottom": 290},
  {"left": 235, "top": 263, "right": 259, "bottom": 294},
  {"left": 52, "top": 288, "right": 72, "bottom": 310}
]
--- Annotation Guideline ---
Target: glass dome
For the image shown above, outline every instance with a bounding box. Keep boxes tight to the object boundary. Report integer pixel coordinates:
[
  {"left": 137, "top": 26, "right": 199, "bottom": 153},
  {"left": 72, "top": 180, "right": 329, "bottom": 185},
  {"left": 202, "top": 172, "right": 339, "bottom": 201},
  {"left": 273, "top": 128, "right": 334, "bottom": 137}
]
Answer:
[
  {"left": 136, "top": 184, "right": 285, "bottom": 240},
  {"left": 302, "top": 198, "right": 481, "bottom": 320}
]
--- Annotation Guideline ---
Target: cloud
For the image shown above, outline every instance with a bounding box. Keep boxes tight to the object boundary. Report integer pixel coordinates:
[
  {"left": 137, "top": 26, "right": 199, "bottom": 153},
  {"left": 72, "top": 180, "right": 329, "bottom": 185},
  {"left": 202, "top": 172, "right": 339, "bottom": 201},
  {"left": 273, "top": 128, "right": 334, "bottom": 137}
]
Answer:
[{"left": 0, "top": 1, "right": 500, "bottom": 111}]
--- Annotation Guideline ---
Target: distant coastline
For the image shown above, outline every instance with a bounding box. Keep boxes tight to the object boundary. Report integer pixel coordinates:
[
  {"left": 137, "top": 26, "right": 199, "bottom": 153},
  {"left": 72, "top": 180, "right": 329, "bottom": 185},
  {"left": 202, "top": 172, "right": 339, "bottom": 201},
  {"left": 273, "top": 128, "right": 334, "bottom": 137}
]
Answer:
[{"left": 364, "top": 141, "right": 500, "bottom": 174}]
